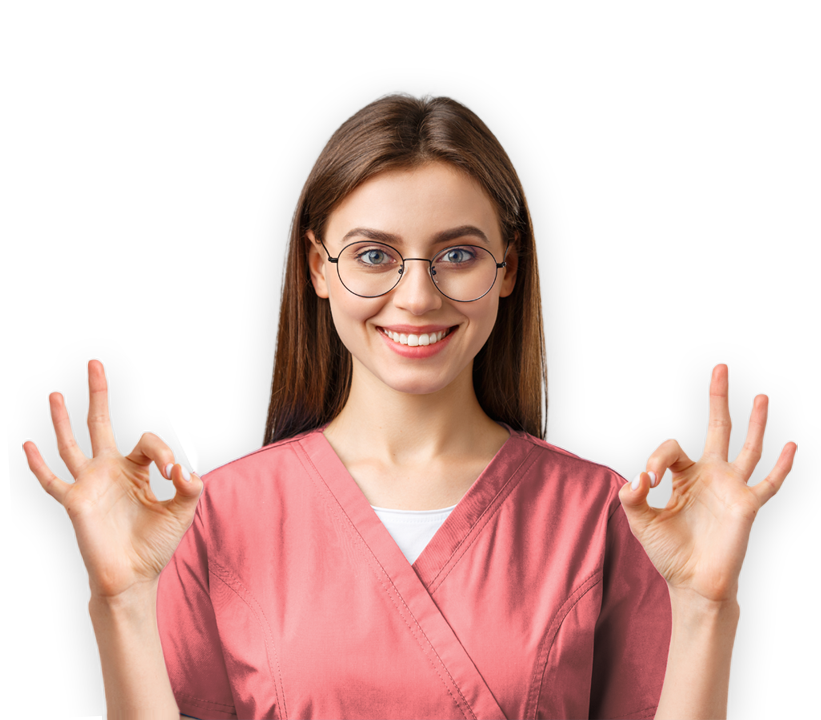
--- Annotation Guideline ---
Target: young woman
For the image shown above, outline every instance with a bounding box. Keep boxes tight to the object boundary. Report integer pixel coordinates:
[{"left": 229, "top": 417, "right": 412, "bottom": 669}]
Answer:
[{"left": 25, "top": 94, "right": 796, "bottom": 720}]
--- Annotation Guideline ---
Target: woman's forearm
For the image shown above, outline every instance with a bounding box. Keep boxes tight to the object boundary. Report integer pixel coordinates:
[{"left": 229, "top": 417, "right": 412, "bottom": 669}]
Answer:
[
  {"left": 655, "top": 588, "right": 741, "bottom": 720},
  {"left": 88, "top": 581, "right": 180, "bottom": 720}
]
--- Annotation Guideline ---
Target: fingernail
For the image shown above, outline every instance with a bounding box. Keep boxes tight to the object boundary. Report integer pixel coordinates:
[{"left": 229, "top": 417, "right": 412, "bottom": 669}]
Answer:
[
  {"left": 648, "top": 471, "right": 657, "bottom": 487},
  {"left": 631, "top": 473, "right": 642, "bottom": 490},
  {"left": 181, "top": 465, "right": 191, "bottom": 482},
  {"left": 165, "top": 463, "right": 174, "bottom": 479}
]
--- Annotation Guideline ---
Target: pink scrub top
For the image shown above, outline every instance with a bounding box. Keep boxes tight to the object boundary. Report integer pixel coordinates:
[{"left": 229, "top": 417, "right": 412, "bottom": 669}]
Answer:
[{"left": 157, "top": 425, "right": 672, "bottom": 720}]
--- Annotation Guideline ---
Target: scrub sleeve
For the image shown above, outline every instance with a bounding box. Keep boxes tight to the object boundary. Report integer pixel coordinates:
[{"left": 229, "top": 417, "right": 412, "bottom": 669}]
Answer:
[
  {"left": 156, "top": 480, "right": 237, "bottom": 720},
  {"left": 588, "top": 501, "right": 672, "bottom": 720}
]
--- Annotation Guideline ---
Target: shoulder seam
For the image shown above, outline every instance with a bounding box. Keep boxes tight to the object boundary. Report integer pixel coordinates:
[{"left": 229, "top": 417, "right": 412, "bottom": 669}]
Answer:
[
  {"left": 200, "top": 435, "right": 306, "bottom": 479},
  {"left": 519, "top": 435, "right": 627, "bottom": 482}
]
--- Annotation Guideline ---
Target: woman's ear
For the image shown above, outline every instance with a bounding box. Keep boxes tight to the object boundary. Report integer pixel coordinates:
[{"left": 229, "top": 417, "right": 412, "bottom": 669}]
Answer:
[
  {"left": 306, "top": 230, "right": 330, "bottom": 299},
  {"left": 499, "top": 231, "right": 519, "bottom": 298}
]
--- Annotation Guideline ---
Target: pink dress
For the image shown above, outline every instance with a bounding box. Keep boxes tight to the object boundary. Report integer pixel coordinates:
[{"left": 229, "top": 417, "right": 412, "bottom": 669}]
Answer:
[{"left": 157, "top": 425, "right": 672, "bottom": 720}]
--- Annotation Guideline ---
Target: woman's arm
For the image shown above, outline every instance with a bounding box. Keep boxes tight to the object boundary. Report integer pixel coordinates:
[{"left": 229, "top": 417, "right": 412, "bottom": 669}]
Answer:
[
  {"left": 654, "top": 589, "right": 740, "bottom": 720},
  {"left": 89, "top": 580, "right": 180, "bottom": 720}
]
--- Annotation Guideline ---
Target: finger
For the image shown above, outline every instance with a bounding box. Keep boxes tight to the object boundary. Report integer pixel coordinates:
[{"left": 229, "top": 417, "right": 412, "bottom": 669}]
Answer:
[
  {"left": 164, "top": 463, "right": 204, "bottom": 521},
  {"left": 732, "top": 394, "right": 768, "bottom": 480},
  {"left": 22, "top": 441, "right": 73, "bottom": 506},
  {"left": 87, "top": 360, "right": 117, "bottom": 455},
  {"left": 619, "top": 471, "right": 661, "bottom": 535},
  {"left": 49, "top": 391, "right": 88, "bottom": 478},
  {"left": 704, "top": 363, "right": 732, "bottom": 460},
  {"left": 124, "top": 432, "right": 179, "bottom": 481},
  {"left": 750, "top": 442, "right": 797, "bottom": 509},
  {"left": 645, "top": 438, "right": 696, "bottom": 487}
]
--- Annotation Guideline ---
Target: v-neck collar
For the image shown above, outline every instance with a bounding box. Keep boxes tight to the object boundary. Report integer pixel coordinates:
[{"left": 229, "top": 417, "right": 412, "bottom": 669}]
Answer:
[
  {"left": 296, "top": 423, "right": 538, "bottom": 592},
  {"left": 292, "top": 424, "right": 540, "bottom": 720}
]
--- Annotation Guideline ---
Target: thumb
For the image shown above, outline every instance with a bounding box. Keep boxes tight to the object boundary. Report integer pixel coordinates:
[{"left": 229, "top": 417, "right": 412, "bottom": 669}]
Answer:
[
  {"left": 618, "top": 471, "right": 659, "bottom": 535},
  {"left": 166, "top": 463, "right": 203, "bottom": 517}
]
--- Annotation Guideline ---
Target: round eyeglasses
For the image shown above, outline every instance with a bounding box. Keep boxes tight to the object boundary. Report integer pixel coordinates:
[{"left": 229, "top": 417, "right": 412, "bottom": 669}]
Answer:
[{"left": 318, "top": 238, "right": 509, "bottom": 302}]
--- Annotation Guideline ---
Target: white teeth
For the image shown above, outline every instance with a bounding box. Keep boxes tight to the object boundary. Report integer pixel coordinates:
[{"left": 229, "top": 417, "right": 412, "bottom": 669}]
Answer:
[{"left": 382, "top": 328, "right": 451, "bottom": 346}]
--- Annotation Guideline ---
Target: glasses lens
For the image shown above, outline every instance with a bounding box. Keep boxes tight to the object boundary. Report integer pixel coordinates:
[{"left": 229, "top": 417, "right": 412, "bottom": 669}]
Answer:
[{"left": 336, "top": 242, "right": 500, "bottom": 301}]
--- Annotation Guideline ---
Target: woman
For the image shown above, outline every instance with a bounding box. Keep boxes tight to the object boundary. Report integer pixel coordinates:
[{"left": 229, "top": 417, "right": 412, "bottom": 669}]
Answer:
[{"left": 24, "top": 94, "right": 796, "bottom": 719}]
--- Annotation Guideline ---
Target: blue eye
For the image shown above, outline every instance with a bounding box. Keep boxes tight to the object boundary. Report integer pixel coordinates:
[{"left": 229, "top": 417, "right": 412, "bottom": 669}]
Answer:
[
  {"left": 358, "top": 249, "right": 389, "bottom": 265},
  {"left": 441, "top": 248, "right": 475, "bottom": 264}
]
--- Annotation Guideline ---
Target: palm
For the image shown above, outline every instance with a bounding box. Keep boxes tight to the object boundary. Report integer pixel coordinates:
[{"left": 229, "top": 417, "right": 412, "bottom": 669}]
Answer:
[
  {"left": 619, "top": 364, "right": 797, "bottom": 604},
  {"left": 65, "top": 453, "right": 188, "bottom": 596}
]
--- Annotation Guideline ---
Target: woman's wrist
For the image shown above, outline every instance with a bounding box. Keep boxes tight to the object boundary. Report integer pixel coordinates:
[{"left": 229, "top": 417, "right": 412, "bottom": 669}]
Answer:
[
  {"left": 89, "top": 578, "right": 160, "bottom": 621},
  {"left": 654, "top": 585, "right": 740, "bottom": 720}
]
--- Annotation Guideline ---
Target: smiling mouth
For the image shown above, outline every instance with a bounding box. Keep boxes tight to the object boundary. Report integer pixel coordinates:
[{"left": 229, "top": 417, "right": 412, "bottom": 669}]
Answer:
[{"left": 378, "top": 327, "right": 455, "bottom": 347}]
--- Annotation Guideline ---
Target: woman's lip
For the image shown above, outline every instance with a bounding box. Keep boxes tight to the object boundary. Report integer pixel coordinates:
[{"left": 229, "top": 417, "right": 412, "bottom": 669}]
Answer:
[
  {"left": 377, "top": 325, "right": 456, "bottom": 358},
  {"left": 377, "top": 324, "right": 455, "bottom": 334},
  {"left": 376, "top": 325, "right": 459, "bottom": 336}
]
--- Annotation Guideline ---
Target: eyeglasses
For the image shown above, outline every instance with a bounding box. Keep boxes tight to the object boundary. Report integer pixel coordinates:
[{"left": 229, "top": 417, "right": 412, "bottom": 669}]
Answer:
[{"left": 318, "top": 237, "right": 509, "bottom": 302}]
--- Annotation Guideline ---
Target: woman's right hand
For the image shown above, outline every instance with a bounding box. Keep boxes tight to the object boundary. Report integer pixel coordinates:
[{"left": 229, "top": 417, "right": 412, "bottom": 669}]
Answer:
[{"left": 23, "top": 359, "right": 203, "bottom": 600}]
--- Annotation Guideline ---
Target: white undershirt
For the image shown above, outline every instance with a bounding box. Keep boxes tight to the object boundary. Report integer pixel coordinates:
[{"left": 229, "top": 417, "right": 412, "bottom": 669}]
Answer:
[
  {"left": 370, "top": 503, "right": 458, "bottom": 565},
  {"left": 363, "top": 424, "right": 511, "bottom": 565}
]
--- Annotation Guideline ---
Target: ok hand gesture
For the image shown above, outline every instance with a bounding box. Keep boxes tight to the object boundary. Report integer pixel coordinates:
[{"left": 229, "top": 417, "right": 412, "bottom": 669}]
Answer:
[
  {"left": 619, "top": 364, "right": 797, "bottom": 605},
  {"left": 23, "top": 360, "right": 203, "bottom": 600}
]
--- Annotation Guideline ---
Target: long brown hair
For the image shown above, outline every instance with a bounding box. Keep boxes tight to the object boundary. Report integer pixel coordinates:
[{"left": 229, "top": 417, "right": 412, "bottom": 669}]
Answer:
[{"left": 263, "top": 93, "right": 548, "bottom": 445}]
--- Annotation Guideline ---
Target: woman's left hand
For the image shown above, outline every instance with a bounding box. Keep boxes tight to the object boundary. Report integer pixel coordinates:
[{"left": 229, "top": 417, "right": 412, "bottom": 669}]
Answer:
[{"left": 619, "top": 363, "right": 797, "bottom": 604}]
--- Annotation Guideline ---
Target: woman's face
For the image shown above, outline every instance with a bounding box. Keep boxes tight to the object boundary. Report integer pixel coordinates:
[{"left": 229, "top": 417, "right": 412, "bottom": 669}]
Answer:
[{"left": 307, "top": 161, "right": 517, "bottom": 396}]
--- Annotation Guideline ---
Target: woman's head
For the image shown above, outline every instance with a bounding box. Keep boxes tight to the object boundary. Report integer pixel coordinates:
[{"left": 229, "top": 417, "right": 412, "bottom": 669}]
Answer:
[
  {"left": 264, "top": 94, "right": 547, "bottom": 444},
  {"left": 305, "top": 160, "right": 516, "bottom": 402}
]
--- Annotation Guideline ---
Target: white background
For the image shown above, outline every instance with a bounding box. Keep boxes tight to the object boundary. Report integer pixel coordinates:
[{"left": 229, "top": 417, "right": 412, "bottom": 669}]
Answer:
[{"left": 0, "top": 9, "right": 792, "bottom": 720}]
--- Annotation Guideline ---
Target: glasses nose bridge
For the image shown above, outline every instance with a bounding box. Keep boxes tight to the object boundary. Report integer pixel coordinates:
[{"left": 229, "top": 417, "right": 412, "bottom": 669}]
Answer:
[{"left": 396, "top": 255, "right": 442, "bottom": 296}]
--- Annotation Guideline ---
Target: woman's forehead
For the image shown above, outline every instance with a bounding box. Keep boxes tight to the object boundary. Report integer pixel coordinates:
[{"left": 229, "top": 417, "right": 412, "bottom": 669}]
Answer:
[{"left": 326, "top": 163, "right": 502, "bottom": 246}]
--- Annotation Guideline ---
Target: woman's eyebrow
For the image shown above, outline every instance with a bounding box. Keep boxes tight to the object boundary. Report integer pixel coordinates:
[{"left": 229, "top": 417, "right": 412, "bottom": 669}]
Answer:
[{"left": 340, "top": 225, "right": 491, "bottom": 247}]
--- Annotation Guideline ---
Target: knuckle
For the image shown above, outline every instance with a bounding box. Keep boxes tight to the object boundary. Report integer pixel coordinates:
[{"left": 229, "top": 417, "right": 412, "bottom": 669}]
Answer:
[
  {"left": 743, "top": 443, "right": 762, "bottom": 460},
  {"left": 142, "top": 431, "right": 171, "bottom": 454},
  {"left": 141, "top": 432, "right": 168, "bottom": 456},
  {"left": 709, "top": 418, "right": 732, "bottom": 429},
  {"left": 87, "top": 412, "right": 108, "bottom": 426}
]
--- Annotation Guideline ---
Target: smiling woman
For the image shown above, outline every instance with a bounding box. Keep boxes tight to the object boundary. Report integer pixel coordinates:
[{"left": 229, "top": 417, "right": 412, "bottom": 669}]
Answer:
[
  {"left": 151, "top": 95, "right": 678, "bottom": 720},
  {"left": 303, "top": 162, "right": 518, "bottom": 406},
  {"left": 266, "top": 95, "right": 547, "bottom": 446},
  {"left": 26, "top": 93, "right": 795, "bottom": 720}
]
